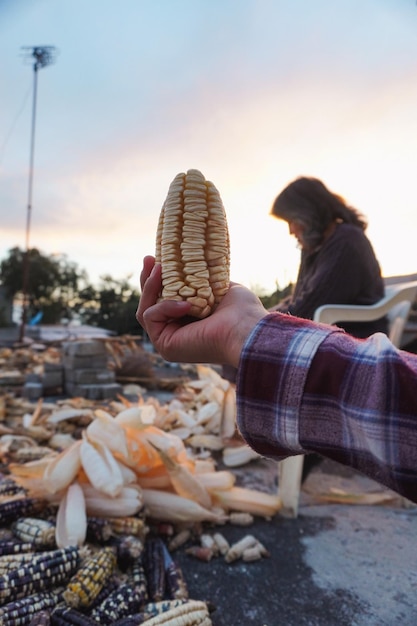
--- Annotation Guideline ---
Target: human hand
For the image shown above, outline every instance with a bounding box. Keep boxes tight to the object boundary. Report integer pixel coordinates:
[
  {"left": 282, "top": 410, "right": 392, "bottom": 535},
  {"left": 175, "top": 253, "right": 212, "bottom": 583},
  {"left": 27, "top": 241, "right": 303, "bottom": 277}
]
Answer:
[{"left": 136, "top": 256, "right": 267, "bottom": 368}]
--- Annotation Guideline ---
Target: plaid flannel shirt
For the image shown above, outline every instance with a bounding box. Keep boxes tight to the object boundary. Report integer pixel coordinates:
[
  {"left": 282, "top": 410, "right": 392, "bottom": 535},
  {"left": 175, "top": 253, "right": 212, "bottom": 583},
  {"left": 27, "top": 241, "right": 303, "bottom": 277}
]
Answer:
[{"left": 236, "top": 313, "right": 417, "bottom": 503}]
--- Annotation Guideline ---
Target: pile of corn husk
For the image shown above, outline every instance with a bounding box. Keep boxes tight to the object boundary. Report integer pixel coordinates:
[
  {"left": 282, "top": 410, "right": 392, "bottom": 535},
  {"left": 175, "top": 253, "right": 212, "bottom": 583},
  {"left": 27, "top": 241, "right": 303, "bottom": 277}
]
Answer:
[{"left": 0, "top": 364, "right": 281, "bottom": 550}]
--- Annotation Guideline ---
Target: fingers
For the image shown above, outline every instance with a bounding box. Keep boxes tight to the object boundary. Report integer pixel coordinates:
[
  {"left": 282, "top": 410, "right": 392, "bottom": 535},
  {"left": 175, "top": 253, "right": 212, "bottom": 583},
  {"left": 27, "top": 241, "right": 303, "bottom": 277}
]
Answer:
[
  {"left": 140, "top": 255, "right": 156, "bottom": 291},
  {"left": 137, "top": 260, "right": 161, "bottom": 327}
]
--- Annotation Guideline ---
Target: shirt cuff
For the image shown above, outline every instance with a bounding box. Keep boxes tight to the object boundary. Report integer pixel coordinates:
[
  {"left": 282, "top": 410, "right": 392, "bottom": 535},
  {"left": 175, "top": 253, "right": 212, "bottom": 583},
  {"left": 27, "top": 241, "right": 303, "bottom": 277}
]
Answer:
[{"left": 235, "top": 313, "right": 337, "bottom": 459}]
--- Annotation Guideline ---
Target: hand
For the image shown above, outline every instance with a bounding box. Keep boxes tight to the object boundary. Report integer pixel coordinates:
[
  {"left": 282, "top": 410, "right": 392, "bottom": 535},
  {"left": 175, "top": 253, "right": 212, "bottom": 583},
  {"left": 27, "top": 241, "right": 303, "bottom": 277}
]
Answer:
[{"left": 136, "top": 256, "right": 267, "bottom": 367}]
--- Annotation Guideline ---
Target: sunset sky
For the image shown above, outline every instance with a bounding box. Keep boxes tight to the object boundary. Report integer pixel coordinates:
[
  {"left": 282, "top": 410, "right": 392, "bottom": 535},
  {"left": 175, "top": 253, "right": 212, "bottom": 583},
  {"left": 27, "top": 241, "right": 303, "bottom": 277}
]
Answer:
[{"left": 1, "top": 0, "right": 417, "bottom": 295}]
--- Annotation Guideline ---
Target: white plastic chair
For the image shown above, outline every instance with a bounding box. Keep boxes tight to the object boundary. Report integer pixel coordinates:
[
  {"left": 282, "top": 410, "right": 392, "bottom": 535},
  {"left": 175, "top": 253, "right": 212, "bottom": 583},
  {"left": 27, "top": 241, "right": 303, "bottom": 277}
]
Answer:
[{"left": 278, "top": 280, "right": 417, "bottom": 517}]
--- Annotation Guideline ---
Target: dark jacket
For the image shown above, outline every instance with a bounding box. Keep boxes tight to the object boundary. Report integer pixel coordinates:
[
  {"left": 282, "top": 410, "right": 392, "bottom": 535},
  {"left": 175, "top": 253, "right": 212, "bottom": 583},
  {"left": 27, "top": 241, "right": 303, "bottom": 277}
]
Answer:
[{"left": 283, "top": 223, "right": 388, "bottom": 338}]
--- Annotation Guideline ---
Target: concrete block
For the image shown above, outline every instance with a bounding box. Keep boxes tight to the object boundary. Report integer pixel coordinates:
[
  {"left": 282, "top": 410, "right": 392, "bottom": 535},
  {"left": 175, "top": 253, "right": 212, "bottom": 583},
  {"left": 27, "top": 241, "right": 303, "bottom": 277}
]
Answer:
[
  {"left": 22, "top": 382, "right": 43, "bottom": 401},
  {"left": 42, "top": 371, "right": 64, "bottom": 389},
  {"left": 63, "top": 341, "right": 106, "bottom": 357},
  {"left": 67, "top": 382, "right": 123, "bottom": 400},
  {"left": 0, "top": 372, "right": 25, "bottom": 388},
  {"left": 25, "top": 373, "right": 42, "bottom": 383},
  {"left": 62, "top": 355, "right": 108, "bottom": 370},
  {"left": 64, "top": 369, "right": 115, "bottom": 385},
  {"left": 44, "top": 362, "right": 63, "bottom": 373}
]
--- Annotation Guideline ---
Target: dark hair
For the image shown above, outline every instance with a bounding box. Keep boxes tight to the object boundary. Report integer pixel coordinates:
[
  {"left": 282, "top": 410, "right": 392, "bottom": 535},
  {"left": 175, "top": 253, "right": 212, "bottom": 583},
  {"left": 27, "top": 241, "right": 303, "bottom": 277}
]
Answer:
[{"left": 271, "top": 177, "right": 368, "bottom": 250}]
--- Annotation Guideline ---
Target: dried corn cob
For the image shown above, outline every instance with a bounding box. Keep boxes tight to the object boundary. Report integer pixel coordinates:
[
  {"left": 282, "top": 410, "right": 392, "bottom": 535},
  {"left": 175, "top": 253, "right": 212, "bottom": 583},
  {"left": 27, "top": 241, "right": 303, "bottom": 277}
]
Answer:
[
  {"left": 112, "top": 533, "right": 145, "bottom": 571},
  {"left": 0, "top": 590, "right": 60, "bottom": 625},
  {"left": 85, "top": 517, "right": 113, "bottom": 544},
  {"left": 112, "top": 617, "right": 147, "bottom": 626},
  {"left": 12, "top": 517, "right": 56, "bottom": 548},
  {"left": 109, "top": 516, "right": 148, "bottom": 539},
  {"left": 87, "top": 575, "right": 119, "bottom": 610},
  {"left": 0, "top": 538, "right": 37, "bottom": 555},
  {"left": 62, "top": 546, "right": 116, "bottom": 609},
  {"left": 144, "top": 537, "right": 165, "bottom": 602},
  {"left": 50, "top": 606, "right": 99, "bottom": 625},
  {"left": 140, "top": 599, "right": 212, "bottom": 625},
  {"left": 0, "top": 545, "right": 80, "bottom": 604},
  {"left": 164, "top": 559, "right": 188, "bottom": 601},
  {"left": 0, "top": 551, "right": 42, "bottom": 575},
  {"left": 131, "top": 554, "right": 149, "bottom": 602},
  {"left": 0, "top": 496, "right": 46, "bottom": 526},
  {"left": 90, "top": 582, "right": 144, "bottom": 624},
  {"left": 29, "top": 610, "right": 51, "bottom": 625},
  {"left": 112, "top": 618, "right": 147, "bottom": 626},
  {"left": 0, "top": 477, "right": 27, "bottom": 497},
  {"left": 155, "top": 169, "right": 230, "bottom": 319},
  {"left": 160, "top": 540, "right": 188, "bottom": 601},
  {"left": 140, "top": 598, "right": 190, "bottom": 620}
]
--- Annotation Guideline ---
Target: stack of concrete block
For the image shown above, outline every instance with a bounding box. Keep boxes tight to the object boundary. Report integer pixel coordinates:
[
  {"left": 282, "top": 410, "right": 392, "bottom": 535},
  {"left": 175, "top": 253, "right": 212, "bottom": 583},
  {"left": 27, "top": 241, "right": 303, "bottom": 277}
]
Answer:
[
  {"left": 43, "top": 361, "right": 64, "bottom": 395},
  {"left": 62, "top": 340, "right": 122, "bottom": 400}
]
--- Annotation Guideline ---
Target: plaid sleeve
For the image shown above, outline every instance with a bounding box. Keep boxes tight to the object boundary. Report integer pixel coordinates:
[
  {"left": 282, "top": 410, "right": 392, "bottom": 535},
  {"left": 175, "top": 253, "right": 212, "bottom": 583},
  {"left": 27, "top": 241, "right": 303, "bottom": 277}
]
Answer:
[{"left": 236, "top": 313, "right": 417, "bottom": 502}]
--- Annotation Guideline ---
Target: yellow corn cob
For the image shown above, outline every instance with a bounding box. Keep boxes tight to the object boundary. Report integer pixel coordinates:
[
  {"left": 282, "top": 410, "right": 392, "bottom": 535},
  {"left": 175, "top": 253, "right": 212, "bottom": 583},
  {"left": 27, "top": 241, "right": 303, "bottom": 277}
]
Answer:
[
  {"left": 62, "top": 546, "right": 116, "bottom": 609},
  {"left": 141, "top": 599, "right": 212, "bottom": 625},
  {"left": 108, "top": 515, "right": 148, "bottom": 538},
  {"left": 0, "top": 546, "right": 80, "bottom": 604},
  {"left": 155, "top": 168, "right": 230, "bottom": 319}
]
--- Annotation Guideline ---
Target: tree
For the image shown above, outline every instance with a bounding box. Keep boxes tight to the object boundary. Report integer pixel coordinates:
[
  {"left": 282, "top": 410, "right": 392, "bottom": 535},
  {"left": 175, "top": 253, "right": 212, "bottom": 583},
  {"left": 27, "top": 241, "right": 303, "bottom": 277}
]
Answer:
[
  {"left": 259, "top": 282, "right": 293, "bottom": 310},
  {"left": 79, "top": 275, "right": 141, "bottom": 335},
  {"left": 0, "top": 247, "right": 88, "bottom": 324}
]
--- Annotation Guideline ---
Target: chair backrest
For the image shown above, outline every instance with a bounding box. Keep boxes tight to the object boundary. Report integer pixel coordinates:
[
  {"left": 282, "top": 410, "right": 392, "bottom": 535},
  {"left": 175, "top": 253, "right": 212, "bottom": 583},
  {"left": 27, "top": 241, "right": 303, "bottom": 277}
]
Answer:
[{"left": 313, "top": 280, "right": 417, "bottom": 348}]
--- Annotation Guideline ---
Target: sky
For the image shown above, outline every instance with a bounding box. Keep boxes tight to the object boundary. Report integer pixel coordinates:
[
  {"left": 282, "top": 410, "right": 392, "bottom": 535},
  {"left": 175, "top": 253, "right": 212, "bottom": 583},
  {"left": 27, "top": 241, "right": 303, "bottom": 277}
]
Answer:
[{"left": 1, "top": 0, "right": 417, "bottom": 295}]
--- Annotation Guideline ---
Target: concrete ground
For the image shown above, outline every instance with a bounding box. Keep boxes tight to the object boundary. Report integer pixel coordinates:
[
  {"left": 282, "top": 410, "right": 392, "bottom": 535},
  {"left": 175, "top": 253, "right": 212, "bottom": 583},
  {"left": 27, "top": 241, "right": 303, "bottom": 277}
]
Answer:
[{"left": 173, "top": 459, "right": 417, "bottom": 626}]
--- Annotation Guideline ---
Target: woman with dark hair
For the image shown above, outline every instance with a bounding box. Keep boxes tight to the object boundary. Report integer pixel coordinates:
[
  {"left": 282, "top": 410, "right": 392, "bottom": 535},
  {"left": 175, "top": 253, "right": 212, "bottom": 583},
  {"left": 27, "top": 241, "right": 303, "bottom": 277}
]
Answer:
[{"left": 270, "top": 176, "right": 387, "bottom": 338}]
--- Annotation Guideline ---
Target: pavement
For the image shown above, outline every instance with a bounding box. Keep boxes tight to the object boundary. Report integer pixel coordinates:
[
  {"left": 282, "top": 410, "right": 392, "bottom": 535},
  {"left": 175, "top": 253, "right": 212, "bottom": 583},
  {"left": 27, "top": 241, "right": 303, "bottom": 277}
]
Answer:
[{"left": 173, "top": 458, "right": 417, "bottom": 626}]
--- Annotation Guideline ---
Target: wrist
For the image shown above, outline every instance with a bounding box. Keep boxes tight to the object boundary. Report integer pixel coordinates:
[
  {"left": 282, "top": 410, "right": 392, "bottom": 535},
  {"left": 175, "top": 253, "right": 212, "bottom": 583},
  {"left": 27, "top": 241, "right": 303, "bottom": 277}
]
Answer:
[{"left": 228, "top": 310, "right": 266, "bottom": 368}]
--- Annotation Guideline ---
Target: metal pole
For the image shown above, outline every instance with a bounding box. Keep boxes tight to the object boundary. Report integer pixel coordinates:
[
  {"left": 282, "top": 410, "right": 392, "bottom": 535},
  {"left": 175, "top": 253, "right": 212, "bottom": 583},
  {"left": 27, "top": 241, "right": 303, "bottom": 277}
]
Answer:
[
  {"left": 19, "top": 60, "right": 38, "bottom": 343},
  {"left": 18, "top": 46, "right": 57, "bottom": 343}
]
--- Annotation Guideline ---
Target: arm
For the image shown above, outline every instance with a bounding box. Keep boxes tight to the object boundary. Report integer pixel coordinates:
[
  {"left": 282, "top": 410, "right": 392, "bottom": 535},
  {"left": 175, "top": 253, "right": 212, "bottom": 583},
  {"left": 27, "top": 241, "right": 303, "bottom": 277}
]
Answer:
[
  {"left": 137, "top": 256, "right": 417, "bottom": 503},
  {"left": 237, "top": 315, "right": 417, "bottom": 502}
]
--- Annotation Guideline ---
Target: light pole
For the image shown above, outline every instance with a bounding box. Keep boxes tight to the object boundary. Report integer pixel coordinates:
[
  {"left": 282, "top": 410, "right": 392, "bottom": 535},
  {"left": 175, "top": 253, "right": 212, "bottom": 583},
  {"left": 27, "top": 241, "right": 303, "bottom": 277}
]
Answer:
[{"left": 19, "top": 46, "right": 57, "bottom": 342}]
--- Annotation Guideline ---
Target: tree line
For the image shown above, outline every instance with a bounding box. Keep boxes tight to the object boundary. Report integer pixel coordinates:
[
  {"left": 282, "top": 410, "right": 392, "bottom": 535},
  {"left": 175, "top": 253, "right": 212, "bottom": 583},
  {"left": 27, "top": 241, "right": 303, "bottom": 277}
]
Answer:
[
  {"left": 0, "top": 247, "right": 292, "bottom": 335},
  {"left": 0, "top": 247, "right": 141, "bottom": 335}
]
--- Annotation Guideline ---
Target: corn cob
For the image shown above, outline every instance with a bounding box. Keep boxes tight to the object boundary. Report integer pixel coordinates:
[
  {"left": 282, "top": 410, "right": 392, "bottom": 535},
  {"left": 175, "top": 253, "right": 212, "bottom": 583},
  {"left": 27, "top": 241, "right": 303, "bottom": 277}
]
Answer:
[
  {"left": 109, "top": 516, "right": 148, "bottom": 539},
  {"left": 29, "top": 610, "right": 52, "bottom": 625},
  {"left": 62, "top": 546, "right": 116, "bottom": 609},
  {"left": 90, "top": 582, "right": 145, "bottom": 624},
  {"left": 131, "top": 554, "right": 149, "bottom": 602},
  {"left": 161, "top": 541, "right": 188, "bottom": 601},
  {"left": 112, "top": 618, "right": 147, "bottom": 626},
  {"left": 110, "top": 533, "right": 144, "bottom": 571},
  {"left": 87, "top": 575, "right": 118, "bottom": 610},
  {"left": 144, "top": 537, "right": 166, "bottom": 602},
  {"left": 12, "top": 517, "right": 56, "bottom": 548},
  {"left": 0, "top": 552, "right": 42, "bottom": 575},
  {"left": 0, "top": 477, "right": 26, "bottom": 497},
  {"left": 140, "top": 598, "right": 190, "bottom": 620},
  {"left": 0, "top": 496, "right": 46, "bottom": 526},
  {"left": 0, "top": 546, "right": 80, "bottom": 604},
  {"left": 85, "top": 517, "right": 113, "bottom": 544},
  {"left": 0, "top": 538, "right": 37, "bottom": 555},
  {"left": 155, "top": 169, "right": 230, "bottom": 319},
  {"left": 0, "top": 590, "right": 60, "bottom": 625},
  {"left": 140, "top": 599, "right": 212, "bottom": 625},
  {"left": 164, "top": 558, "right": 188, "bottom": 601},
  {"left": 50, "top": 606, "right": 99, "bottom": 625},
  {"left": 112, "top": 617, "right": 147, "bottom": 626}
]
